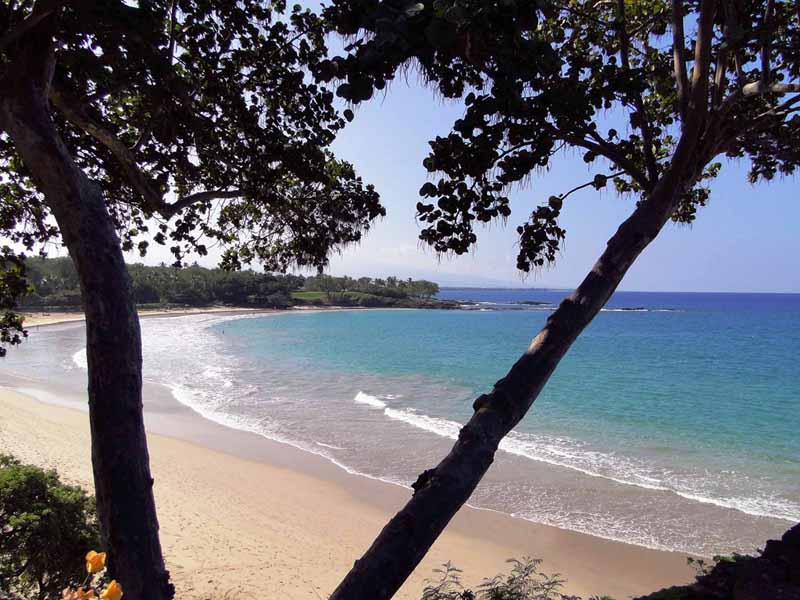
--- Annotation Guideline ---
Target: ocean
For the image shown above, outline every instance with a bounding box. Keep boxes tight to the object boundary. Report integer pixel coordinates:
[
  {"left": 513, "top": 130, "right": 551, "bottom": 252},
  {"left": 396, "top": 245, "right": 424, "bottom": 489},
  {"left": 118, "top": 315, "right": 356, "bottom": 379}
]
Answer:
[{"left": 3, "top": 289, "right": 798, "bottom": 556}]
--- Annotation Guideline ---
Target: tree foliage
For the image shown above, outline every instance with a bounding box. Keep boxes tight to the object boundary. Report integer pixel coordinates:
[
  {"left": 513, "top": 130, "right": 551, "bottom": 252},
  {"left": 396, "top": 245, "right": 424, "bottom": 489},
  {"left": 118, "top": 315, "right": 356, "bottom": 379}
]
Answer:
[
  {"left": 303, "top": 274, "right": 440, "bottom": 299},
  {"left": 0, "top": 0, "right": 385, "bottom": 346},
  {"left": 322, "top": 0, "right": 800, "bottom": 271},
  {"left": 0, "top": 455, "right": 101, "bottom": 600},
  {"left": 11, "top": 257, "right": 441, "bottom": 313},
  {"left": 0, "top": 249, "right": 28, "bottom": 357}
]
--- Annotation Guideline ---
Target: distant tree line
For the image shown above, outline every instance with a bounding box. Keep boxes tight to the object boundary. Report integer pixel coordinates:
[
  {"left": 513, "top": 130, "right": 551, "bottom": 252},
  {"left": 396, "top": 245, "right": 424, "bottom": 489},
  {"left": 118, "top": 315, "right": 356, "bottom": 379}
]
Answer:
[
  {"left": 18, "top": 258, "right": 440, "bottom": 310},
  {"left": 303, "top": 274, "right": 439, "bottom": 300}
]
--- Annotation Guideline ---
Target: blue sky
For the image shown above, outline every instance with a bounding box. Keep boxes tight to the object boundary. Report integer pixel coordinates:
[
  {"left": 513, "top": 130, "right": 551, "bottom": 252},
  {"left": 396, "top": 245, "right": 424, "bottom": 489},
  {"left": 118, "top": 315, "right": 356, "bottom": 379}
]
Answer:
[
  {"left": 119, "top": 76, "right": 798, "bottom": 293},
  {"left": 313, "top": 80, "right": 800, "bottom": 293}
]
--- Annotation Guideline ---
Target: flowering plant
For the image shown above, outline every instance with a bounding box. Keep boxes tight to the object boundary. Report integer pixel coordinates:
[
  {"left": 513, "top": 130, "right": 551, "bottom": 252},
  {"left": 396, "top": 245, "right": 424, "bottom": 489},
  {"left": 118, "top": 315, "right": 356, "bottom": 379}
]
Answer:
[{"left": 61, "top": 551, "right": 123, "bottom": 600}]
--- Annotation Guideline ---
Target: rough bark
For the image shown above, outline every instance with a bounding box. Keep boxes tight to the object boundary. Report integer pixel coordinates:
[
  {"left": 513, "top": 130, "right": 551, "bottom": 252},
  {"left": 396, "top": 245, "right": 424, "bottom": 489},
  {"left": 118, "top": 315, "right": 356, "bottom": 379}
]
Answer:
[
  {"left": 329, "top": 104, "right": 712, "bottom": 600},
  {"left": 0, "top": 8, "right": 173, "bottom": 600}
]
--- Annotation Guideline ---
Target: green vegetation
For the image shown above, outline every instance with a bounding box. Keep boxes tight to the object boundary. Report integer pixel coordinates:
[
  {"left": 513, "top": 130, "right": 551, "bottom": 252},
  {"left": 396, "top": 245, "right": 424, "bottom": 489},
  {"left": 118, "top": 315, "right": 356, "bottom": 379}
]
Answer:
[
  {"left": 420, "top": 526, "right": 800, "bottom": 600},
  {"left": 421, "top": 559, "right": 612, "bottom": 600},
  {"left": 300, "top": 274, "right": 441, "bottom": 307},
  {"left": 18, "top": 257, "right": 444, "bottom": 311},
  {"left": 0, "top": 455, "right": 101, "bottom": 600}
]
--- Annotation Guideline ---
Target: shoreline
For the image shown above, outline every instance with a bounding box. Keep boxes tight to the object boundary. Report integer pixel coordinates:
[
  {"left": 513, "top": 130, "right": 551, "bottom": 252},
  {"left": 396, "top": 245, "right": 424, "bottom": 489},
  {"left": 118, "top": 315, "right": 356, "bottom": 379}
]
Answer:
[
  {"left": 1, "top": 311, "right": 695, "bottom": 599},
  {"left": 20, "top": 306, "right": 317, "bottom": 328},
  {"left": 20, "top": 301, "right": 459, "bottom": 329}
]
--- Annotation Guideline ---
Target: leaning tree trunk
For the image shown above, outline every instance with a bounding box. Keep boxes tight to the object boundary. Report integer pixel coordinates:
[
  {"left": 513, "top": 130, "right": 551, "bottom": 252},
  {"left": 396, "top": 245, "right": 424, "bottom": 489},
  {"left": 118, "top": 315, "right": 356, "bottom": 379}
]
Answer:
[
  {"left": 0, "top": 13, "right": 173, "bottom": 600},
  {"left": 330, "top": 121, "right": 710, "bottom": 600}
]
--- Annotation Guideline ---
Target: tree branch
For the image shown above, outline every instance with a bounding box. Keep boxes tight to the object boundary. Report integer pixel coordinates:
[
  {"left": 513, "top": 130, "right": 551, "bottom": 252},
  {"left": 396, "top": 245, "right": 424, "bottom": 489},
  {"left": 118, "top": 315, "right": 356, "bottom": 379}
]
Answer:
[
  {"left": 617, "top": 0, "right": 658, "bottom": 182},
  {"left": 760, "top": 0, "right": 774, "bottom": 89},
  {"left": 717, "top": 79, "right": 800, "bottom": 117},
  {"left": 742, "top": 81, "right": 800, "bottom": 96},
  {"left": 712, "top": 48, "right": 729, "bottom": 108},
  {"left": 159, "top": 189, "right": 242, "bottom": 218},
  {"left": 568, "top": 130, "right": 651, "bottom": 191},
  {"left": 688, "top": 0, "right": 717, "bottom": 120},
  {"left": 559, "top": 171, "right": 625, "bottom": 201},
  {"left": 49, "top": 84, "right": 164, "bottom": 207},
  {"left": 672, "top": 0, "right": 690, "bottom": 118},
  {"left": 49, "top": 85, "right": 242, "bottom": 218},
  {"left": 167, "top": 0, "right": 178, "bottom": 64},
  {"left": 0, "top": 7, "right": 56, "bottom": 52}
]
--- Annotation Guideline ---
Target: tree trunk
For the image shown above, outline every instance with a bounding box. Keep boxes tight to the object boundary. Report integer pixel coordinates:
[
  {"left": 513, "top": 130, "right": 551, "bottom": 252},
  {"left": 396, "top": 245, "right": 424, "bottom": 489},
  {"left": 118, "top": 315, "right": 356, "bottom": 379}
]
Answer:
[
  {"left": 330, "top": 132, "right": 707, "bottom": 599},
  {"left": 0, "top": 13, "right": 173, "bottom": 600}
]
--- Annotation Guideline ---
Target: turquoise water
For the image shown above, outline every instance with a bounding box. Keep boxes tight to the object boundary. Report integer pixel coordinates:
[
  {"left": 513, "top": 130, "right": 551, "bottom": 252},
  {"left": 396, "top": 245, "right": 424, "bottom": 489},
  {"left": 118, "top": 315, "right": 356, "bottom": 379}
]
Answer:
[
  {"left": 209, "top": 290, "right": 800, "bottom": 554},
  {"left": 2, "top": 290, "right": 798, "bottom": 555}
]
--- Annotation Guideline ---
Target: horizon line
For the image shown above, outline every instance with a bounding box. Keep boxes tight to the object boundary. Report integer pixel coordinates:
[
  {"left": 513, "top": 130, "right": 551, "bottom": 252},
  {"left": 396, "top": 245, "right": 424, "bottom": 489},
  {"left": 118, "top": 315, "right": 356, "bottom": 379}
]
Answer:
[{"left": 438, "top": 286, "right": 800, "bottom": 295}]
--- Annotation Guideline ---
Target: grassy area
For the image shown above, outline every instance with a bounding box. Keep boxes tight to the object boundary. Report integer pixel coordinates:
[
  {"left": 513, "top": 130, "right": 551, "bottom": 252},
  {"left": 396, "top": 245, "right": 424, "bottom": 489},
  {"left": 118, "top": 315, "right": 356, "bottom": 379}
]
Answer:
[
  {"left": 291, "top": 290, "right": 380, "bottom": 302},
  {"left": 291, "top": 291, "right": 327, "bottom": 300}
]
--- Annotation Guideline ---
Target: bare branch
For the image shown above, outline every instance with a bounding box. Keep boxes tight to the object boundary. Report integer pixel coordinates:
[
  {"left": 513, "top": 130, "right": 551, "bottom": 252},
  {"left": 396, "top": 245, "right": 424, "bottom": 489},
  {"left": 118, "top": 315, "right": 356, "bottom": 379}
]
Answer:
[
  {"left": 712, "top": 49, "right": 729, "bottom": 108},
  {"left": 558, "top": 171, "right": 626, "bottom": 202},
  {"left": 688, "top": 0, "right": 717, "bottom": 119},
  {"left": 742, "top": 81, "right": 800, "bottom": 96},
  {"left": 752, "top": 93, "right": 800, "bottom": 121},
  {"left": 672, "top": 0, "right": 690, "bottom": 118}
]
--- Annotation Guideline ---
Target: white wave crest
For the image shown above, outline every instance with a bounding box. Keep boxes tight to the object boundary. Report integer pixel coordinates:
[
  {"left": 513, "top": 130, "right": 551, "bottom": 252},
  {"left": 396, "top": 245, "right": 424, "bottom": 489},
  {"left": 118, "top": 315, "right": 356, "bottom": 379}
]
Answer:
[
  {"left": 372, "top": 403, "right": 800, "bottom": 523},
  {"left": 72, "top": 348, "right": 87, "bottom": 369},
  {"left": 354, "top": 391, "right": 386, "bottom": 409},
  {"left": 315, "top": 441, "right": 346, "bottom": 450}
]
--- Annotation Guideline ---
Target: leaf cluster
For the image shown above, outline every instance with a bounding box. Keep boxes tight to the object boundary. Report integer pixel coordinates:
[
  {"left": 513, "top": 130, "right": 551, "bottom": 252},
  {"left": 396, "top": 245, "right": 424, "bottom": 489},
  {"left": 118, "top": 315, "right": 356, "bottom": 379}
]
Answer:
[
  {"left": 323, "top": 0, "right": 800, "bottom": 272},
  {"left": 0, "top": 455, "right": 101, "bottom": 600},
  {"left": 0, "top": 248, "right": 29, "bottom": 357},
  {"left": 1, "top": 0, "right": 383, "bottom": 271}
]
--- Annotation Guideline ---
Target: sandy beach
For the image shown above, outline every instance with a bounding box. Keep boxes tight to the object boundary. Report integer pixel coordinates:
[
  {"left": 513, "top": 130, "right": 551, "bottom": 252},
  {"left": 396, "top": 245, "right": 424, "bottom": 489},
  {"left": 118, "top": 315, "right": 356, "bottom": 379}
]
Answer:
[
  {"left": 0, "top": 312, "right": 695, "bottom": 600},
  {"left": 20, "top": 306, "right": 274, "bottom": 328}
]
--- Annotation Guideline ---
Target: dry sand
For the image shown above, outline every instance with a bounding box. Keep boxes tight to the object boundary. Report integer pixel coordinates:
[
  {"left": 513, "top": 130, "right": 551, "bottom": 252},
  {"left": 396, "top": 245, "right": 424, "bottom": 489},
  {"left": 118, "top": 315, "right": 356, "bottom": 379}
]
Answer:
[{"left": 0, "top": 312, "right": 695, "bottom": 600}]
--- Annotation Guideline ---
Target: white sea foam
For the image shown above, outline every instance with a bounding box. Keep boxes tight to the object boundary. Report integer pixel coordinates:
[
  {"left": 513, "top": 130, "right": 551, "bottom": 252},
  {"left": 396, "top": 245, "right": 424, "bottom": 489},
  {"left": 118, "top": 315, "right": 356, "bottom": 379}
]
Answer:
[
  {"left": 354, "top": 391, "right": 386, "bottom": 409},
  {"left": 315, "top": 441, "right": 346, "bottom": 450},
  {"left": 72, "top": 348, "right": 87, "bottom": 369},
  {"left": 71, "top": 312, "right": 797, "bottom": 531},
  {"left": 364, "top": 397, "right": 800, "bottom": 523}
]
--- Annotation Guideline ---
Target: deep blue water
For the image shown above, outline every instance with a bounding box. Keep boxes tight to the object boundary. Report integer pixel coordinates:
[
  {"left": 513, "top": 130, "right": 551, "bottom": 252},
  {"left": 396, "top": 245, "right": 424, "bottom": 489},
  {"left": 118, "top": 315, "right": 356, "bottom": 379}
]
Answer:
[{"left": 3, "top": 289, "right": 798, "bottom": 555}]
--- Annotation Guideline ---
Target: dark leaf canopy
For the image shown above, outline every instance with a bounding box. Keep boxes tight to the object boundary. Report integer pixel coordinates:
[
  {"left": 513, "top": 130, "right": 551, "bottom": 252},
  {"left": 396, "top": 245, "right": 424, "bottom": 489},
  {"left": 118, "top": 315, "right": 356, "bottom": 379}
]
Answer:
[
  {"left": 322, "top": 0, "right": 800, "bottom": 271},
  {"left": 0, "top": 0, "right": 384, "bottom": 271},
  {"left": 0, "top": 247, "right": 28, "bottom": 357}
]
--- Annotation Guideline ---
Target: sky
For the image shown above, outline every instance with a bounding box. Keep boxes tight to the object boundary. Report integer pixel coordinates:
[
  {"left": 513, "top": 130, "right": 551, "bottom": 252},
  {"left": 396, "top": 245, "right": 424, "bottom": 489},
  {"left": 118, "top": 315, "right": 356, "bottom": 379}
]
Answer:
[
  {"left": 103, "top": 79, "right": 796, "bottom": 293},
  {"left": 306, "top": 80, "right": 799, "bottom": 293}
]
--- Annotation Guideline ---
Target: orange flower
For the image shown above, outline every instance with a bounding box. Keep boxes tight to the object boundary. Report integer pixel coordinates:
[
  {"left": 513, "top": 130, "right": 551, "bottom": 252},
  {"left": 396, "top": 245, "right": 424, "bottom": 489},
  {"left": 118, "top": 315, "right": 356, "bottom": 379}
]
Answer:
[
  {"left": 100, "top": 580, "right": 123, "bottom": 600},
  {"left": 85, "top": 550, "right": 107, "bottom": 574}
]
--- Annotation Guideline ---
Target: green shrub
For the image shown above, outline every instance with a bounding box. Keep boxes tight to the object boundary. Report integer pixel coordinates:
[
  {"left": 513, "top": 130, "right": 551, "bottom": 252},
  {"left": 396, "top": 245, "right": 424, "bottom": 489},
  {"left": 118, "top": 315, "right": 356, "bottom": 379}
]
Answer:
[
  {"left": 0, "top": 455, "right": 101, "bottom": 600},
  {"left": 421, "top": 558, "right": 613, "bottom": 600}
]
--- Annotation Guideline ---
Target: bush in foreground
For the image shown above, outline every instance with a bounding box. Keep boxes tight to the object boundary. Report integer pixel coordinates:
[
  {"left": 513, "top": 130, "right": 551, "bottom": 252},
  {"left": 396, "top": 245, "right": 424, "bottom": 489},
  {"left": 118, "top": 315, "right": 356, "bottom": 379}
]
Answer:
[
  {"left": 421, "top": 558, "right": 614, "bottom": 600},
  {"left": 421, "top": 523, "right": 800, "bottom": 600},
  {"left": 0, "top": 455, "right": 100, "bottom": 599}
]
